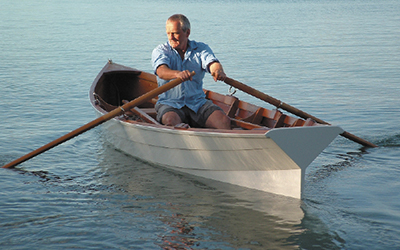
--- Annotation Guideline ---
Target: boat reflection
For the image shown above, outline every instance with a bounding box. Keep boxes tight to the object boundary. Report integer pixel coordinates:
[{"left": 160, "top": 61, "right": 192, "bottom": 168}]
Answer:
[{"left": 97, "top": 138, "right": 342, "bottom": 249}]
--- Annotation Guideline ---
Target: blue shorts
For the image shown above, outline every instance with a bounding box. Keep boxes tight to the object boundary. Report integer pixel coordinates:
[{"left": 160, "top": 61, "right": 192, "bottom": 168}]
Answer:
[{"left": 155, "top": 100, "right": 223, "bottom": 128}]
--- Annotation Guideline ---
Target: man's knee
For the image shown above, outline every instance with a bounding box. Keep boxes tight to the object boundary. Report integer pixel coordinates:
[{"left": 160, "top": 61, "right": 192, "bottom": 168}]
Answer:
[
  {"left": 219, "top": 112, "right": 232, "bottom": 129},
  {"left": 162, "top": 111, "right": 182, "bottom": 126},
  {"left": 206, "top": 110, "right": 231, "bottom": 129}
]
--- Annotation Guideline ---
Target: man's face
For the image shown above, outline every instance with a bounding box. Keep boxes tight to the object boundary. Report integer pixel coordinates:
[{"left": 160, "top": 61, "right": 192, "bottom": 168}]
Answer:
[{"left": 166, "top": 20, "right": 190, "bottom": 51}]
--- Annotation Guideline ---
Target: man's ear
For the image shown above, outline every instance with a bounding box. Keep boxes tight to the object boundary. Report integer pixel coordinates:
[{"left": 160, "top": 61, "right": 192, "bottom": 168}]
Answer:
[{"left": 186, "top": 29, "right": 191, "bottom": 37}]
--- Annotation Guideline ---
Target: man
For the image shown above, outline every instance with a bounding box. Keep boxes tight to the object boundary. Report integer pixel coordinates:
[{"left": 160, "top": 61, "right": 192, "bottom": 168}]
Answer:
[{"left": 151, "top": 14, "right": 231, "bottom": 129}]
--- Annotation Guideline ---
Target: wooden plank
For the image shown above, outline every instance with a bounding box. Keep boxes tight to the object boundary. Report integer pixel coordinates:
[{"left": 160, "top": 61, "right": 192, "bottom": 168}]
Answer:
[
  {"left": 290, "top": 119, "right": 305, "bottom": 127},
  {"left": 231, "top": 118, "right": 264, "bottom": 130},
  {"left": 122, "top": 100, "right": 160, "bottom": 125},
  {"left": 131, "top": 107, "right": 160, "bottom": 125},
  {"left": 303, "top": 118, "right": 317, "bottom": 126},
  {"left": 273, "top": 114, "right": 287, "bottom": 128},
  {"left": 227, "top": 98, "right": 239, "bottom": 118},
  {"left": 251, "top": 108, "right": 264, "bottom": 124}
]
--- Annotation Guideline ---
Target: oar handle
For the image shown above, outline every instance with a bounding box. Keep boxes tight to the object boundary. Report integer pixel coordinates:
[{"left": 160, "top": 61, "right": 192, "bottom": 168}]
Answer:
[
  {"left": 223, "top": 77, "right": 378, "bottom": 148},
  {"left": 2, "top": 72, "right": 195, "bottom": 169}
]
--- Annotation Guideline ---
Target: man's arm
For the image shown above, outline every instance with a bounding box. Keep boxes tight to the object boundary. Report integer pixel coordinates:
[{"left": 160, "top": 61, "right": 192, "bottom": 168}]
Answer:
[
  {"left": 209, "top": 62, "right": 226, "bottom": 82},
  {"left": 156, "top": 65, "right": 192, "bottom": 82}
]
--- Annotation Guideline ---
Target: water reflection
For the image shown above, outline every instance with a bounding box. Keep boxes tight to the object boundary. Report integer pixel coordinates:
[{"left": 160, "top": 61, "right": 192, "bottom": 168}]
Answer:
[{"left": 97, "top": 138, "right": 343, "bottom": 249}]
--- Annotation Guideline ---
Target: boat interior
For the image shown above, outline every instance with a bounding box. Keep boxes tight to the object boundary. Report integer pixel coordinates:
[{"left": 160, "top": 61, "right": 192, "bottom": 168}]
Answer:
[{"left": 92, "top": 70, "right": 317, "bottom": 131}]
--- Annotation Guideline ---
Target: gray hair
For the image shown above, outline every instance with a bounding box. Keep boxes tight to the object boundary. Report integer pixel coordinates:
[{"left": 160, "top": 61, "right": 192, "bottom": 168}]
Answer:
[{"left": 167, "top": 14, "right": 191, "bottom": 32}]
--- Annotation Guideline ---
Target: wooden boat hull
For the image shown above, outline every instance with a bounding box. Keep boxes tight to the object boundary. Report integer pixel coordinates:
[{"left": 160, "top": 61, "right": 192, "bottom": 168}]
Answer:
[{"left": 90, "top": 62, "right": 343, "bottom": 199}]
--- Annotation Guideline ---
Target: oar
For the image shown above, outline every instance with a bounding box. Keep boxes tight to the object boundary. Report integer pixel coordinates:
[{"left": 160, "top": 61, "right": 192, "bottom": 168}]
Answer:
[
  {"left": 2, "top": 72, "right": 195, "bottom": 169},
  {"left": 223, "top": 77, "right": 378, "bottom": 148}
]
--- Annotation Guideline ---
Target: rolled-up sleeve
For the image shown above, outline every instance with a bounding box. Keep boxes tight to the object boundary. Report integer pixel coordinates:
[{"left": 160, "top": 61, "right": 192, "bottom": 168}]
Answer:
[
  {"left": 200, "top": 44, "right": 219, "bottom": 73},
  {"left": 152, "top": 44, "right": 171, "bottom": 74}
]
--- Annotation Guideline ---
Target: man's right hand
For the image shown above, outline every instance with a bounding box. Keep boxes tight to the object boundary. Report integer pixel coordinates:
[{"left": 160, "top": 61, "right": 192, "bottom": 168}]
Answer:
[
  {"left": 156, "top": 65, "right": 192, "bottom": 82},
  {"left": 176, "top": 70, "right": 193, "bottom": 82}
]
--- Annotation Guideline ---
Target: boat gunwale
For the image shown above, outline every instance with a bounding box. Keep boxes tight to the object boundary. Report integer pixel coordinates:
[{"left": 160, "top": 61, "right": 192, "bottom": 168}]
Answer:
[{"left": 92, "top": 106, "right": 272, "bottom": 138}]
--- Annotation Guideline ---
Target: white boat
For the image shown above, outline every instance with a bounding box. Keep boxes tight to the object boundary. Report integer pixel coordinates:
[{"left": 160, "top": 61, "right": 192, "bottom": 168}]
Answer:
[{"left": 89, "top": 61, "right": 343, "bottom": 199}]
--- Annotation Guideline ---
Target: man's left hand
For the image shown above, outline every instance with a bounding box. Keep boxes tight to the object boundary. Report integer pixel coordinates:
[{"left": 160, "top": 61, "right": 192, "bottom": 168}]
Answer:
[
  {"left": 209, "top": 61, "right": 226, "bottom": 82},
  {"left": 212, "top": 69, "right": 226, "bottom": 82}
]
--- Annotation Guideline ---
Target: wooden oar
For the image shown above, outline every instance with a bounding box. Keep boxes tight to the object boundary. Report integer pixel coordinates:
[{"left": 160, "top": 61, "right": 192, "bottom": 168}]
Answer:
[
  {"left": 223, "top": 76, "right": 378, "bottom": 148},
  {"left": 2, "top": 72, "right": 195, "bottom": 169}
]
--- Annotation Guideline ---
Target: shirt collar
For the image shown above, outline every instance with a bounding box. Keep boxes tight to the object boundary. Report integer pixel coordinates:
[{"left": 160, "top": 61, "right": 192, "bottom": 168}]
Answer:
[{"left": 188, "top": 40, "right": 198, "bottom": 50}]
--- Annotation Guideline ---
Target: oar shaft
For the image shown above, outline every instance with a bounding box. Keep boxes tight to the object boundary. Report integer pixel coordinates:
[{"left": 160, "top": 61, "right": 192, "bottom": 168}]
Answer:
[
  {"left": 224, "top": 77, "right": 378, "bottom": 148},
  {"left": 2, "top": 114, "right": 116, "bottom": 169},
  {"left": 2, "top": 72, "right": 194, "bottom": 169}
]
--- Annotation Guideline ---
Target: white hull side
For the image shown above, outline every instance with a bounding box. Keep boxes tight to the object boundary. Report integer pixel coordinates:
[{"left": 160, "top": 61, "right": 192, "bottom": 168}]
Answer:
[{"left": 99, "top": 114, "right": 342, "bottom": 199}]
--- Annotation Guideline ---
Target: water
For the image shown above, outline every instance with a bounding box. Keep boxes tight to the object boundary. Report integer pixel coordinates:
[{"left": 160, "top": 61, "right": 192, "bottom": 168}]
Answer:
[{"left": 1, "top": 0, "right": 399, "bottom": 249}]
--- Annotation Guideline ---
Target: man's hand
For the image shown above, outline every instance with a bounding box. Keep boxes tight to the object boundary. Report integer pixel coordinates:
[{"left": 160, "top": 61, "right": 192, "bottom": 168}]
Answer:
[
  {"left": 209, "top": 62, "right": 226, "bottom": 82},
  {"left": 176, "top": 70, "right": 193, "bottom": 82},
  {"left": 211, "top": 69, "right": 226, "bottom": 82}
]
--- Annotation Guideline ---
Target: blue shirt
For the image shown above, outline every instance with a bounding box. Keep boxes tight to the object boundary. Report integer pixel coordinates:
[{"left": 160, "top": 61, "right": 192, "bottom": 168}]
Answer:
[{"left": 152, "top": 40, "right": 219, "bottom": 113}]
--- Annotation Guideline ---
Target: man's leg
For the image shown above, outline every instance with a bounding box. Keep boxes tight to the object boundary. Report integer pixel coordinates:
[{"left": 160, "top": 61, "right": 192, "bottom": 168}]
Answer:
[
  {"left": 156, "top": 103, "right": 187, "bottom": 126},
  {"left": 161, "top": 111, "right": 182, "bottom": 126},
  {"left": 205, "top": 110, "right": 231, "bottom": 129}
]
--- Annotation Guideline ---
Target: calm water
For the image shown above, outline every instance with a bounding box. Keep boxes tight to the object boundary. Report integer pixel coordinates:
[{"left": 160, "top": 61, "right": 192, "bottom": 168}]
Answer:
[{"left": 1, "top": 0, "right": 399, "bottom": 249}]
